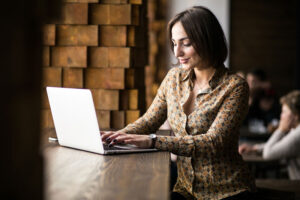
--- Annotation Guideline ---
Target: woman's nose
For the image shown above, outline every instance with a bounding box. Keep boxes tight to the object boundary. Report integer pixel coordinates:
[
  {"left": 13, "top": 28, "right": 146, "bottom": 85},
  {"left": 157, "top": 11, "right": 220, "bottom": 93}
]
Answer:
[{"left": 174, "top": 45, "right": 183, "bottom": 57}]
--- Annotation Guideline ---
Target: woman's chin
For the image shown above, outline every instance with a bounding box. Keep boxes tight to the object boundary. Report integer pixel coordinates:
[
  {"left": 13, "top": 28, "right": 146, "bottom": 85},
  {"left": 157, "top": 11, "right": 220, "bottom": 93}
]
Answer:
[{"left": 181, "top": 64, "right": 192, "bottom": 70}]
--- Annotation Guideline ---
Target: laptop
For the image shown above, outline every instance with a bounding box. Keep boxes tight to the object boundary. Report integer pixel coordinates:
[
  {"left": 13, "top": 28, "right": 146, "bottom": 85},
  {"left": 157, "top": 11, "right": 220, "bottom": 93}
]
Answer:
[{"left": 46, "top": 87, "right": 157, "bottom": 154}]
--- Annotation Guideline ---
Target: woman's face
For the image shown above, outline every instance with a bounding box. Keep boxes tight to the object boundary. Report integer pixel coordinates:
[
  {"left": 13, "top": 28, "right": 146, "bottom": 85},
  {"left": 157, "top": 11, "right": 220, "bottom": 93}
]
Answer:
[
  {"left": 171, "top": 22, "right": 203, "bottom": 70},
  {"left": 280, "top": 104, "right": 298, "bottom": 128}
]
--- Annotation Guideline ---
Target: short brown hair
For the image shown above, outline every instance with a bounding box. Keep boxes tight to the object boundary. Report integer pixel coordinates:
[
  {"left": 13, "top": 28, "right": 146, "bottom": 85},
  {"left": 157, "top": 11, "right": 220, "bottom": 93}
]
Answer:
[
  {"left": 280, "top": 90, "right": 300, "bottom": 116},
  {"left": 167, "top": 6, "right": 228, "bottom": 68}
]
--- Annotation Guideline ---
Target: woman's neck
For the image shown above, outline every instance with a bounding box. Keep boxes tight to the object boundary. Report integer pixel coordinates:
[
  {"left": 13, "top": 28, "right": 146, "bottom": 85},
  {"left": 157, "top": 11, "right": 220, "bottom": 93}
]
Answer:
[{"left": 193, "top": 66, "right": 216, "bottom": 87}]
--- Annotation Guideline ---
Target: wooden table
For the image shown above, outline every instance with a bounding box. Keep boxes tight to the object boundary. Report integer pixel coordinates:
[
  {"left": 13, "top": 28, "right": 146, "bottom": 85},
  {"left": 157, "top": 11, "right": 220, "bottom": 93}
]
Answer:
[
  {"left": 256, "top": 179, "right": 300, "bottom": 200},
  {"left": 44, "top": 143, "right": 170, "bottom": 200},
  {"left": 242, "top": 153, "right": 285, "bottom": 179}
]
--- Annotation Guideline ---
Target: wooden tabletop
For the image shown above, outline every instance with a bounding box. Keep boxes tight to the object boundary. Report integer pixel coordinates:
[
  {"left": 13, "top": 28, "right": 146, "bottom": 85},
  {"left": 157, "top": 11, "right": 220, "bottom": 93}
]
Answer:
[
  {"left": 256, "top": 179, "right": 300, "bottom": 200},
  {"left": 44, "top": 143, "right": 170, "bottom": 200}
]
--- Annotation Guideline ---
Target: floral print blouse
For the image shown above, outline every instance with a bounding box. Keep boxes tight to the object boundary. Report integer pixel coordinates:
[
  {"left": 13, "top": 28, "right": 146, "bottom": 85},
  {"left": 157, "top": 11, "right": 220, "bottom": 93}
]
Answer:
[{"left": 121, "top": 65, "right": 255, "bottom": 200}]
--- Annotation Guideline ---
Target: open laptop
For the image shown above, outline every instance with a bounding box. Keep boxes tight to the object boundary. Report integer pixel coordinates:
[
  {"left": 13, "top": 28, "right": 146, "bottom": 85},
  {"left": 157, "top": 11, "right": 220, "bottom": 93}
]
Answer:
[{"left": 46, "top": 87, "right": 157, "bottom": 154}]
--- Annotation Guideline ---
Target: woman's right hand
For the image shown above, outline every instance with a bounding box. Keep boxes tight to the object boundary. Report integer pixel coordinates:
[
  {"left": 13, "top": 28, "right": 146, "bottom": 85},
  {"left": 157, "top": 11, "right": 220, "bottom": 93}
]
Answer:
[
  {"left": 238, "top": 143, "right": 255, "bottom": 154},
  {"left": 100, "top": 131, "right": 127, "bottom": 145}
]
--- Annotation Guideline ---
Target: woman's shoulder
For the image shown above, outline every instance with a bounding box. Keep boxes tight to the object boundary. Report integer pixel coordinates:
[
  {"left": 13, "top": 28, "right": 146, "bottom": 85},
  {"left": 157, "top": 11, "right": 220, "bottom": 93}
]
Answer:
[
  {"left": 225, "top": 70, "right": 249, "bottom": 88},
  {"left": 164, "top": 66, "right": 187, "bottom": 80}
]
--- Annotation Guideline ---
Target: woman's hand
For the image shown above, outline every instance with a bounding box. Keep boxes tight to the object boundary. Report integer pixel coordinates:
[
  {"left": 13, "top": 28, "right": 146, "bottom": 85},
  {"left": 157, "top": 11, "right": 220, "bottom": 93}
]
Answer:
[
  {"left": 238, "top": 143, "right": 255, "bottom": 154},
  {"left": 278, "top": 115, "right": 293, "bottom": 133},
  {"left": 100, "top": 131, "right": 152, "bottom": 149}
]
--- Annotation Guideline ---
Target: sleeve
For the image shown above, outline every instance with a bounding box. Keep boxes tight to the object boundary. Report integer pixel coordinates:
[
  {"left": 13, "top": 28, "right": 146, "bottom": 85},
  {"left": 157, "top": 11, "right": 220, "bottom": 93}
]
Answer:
[
  {"left": 119, "top": 68, "right": 174, "bottom": 134},
  {"left": 154, "top": 80, "right": 249, "bottom": 157},
  {"left": 262, "top": 128, "right": 300, "bottom": 160}
]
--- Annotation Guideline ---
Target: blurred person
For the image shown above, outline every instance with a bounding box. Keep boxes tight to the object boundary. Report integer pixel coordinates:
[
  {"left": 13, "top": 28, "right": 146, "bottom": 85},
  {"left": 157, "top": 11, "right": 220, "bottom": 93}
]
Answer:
[
  {"left": 239, "top": 90, "right": 300, "bottom": 179},
  {"left": 244, "top": 69, "right": 280, "bottom": 133},
  {"left": 101, "top": 6, "right": 255, "bottom": 200}
]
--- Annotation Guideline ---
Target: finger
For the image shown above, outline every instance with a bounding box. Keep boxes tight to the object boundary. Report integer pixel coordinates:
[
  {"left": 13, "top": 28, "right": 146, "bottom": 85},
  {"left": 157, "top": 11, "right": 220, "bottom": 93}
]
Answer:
[
  {"left": 114, "top": 135, "right": 134, "bottom": 144},
  {"left": 108, "top": 132, "right": 127, "bottom": 144},
  {"left": 101, "top": 131, "right": 115, "bottom": 142}
]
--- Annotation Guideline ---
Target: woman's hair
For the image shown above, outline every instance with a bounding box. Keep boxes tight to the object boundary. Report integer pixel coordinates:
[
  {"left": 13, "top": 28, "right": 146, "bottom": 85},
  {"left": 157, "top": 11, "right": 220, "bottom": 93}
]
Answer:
[
  {"left": 280, "top": 90, "right": 300, "bottom": 116},
  {"left": 167, "top": 6, "right": 228, "bottom": 68}
]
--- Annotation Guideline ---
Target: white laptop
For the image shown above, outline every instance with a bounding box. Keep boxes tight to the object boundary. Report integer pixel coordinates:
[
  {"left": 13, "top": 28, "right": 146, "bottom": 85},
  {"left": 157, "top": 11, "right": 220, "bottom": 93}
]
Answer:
[{"left": 46, "top": 87, "right": 157, "bottom": 154}]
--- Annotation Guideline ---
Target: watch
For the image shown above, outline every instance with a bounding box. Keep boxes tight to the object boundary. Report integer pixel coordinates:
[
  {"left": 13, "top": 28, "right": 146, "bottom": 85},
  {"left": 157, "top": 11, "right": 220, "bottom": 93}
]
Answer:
[{"left": 149, "top": 134, "right": 157, "bottom": 148}]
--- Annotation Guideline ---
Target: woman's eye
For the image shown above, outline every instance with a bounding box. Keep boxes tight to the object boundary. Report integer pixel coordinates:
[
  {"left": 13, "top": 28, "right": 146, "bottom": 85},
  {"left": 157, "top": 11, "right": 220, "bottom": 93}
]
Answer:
[{"left": 183, "top": 43, "right": 191, "bottom": 47}]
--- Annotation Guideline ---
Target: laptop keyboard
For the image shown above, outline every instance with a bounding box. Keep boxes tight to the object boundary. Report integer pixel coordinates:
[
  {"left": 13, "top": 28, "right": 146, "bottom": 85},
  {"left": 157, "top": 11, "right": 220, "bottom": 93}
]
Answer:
[{"left": 103, "top": 143, "right": 139, "bottom": 150}]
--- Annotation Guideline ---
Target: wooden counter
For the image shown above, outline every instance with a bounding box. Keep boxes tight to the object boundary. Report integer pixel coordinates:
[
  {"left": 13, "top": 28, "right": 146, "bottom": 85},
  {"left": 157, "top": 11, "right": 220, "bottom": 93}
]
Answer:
[{"left": 44, "top": 143, "right": 170, "bottom": 200}]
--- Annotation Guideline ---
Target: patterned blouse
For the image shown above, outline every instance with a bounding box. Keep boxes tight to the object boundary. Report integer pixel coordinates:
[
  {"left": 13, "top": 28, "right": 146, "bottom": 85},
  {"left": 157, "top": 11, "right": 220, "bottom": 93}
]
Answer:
[{"left": 121, "top": 65, "right": 256, "bottom": 200}]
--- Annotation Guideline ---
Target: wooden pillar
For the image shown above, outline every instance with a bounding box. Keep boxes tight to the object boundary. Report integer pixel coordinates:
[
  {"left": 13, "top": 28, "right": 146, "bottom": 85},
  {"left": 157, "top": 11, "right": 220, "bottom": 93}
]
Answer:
[{"left": 42, "top": 0, "right": 148, "bottom": 134}]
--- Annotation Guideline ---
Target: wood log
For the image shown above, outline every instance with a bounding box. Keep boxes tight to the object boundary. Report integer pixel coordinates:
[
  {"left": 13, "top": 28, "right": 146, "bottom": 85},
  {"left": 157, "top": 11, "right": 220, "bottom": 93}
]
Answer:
[
  {"left": 125, "top": 110, "right": 140, "bottom": 125},
  {"left": 96, "top": 110, "right": 110, "bottom": 130},
  {"left": 63, "top": 68, "right": 83, "bottom": 88},
  {"left": 89, "top": 47, "right": 109, "bottom": 68},
  {"left": 55, "top": 3, "right": 88, "bottom": 25},
  {"left": 99, "top": 26, "right": 127, "bottom": 47},
  {"left": 111, "top": 110, "right": 125, "bottom": 129},
  {"left": 51, "top": 46, "right": 87, "bottom": 67},
  {"left": 43, "top": 46, "right": 50, "bottom": 66},
  {"left": 56, "top": 25, "right": 98, "bottom": 46},
  {"left": 85, "top": 68, "right": 125, "bottom": 89},
  {"left": 43, "top": 67, "right": 62, "bottom": 87},
  {"left": 43, "top": 24, "right": 55, "bottom": 46},
  {"left": 91, "top": 89, "right": 119, "bottom": 110}
]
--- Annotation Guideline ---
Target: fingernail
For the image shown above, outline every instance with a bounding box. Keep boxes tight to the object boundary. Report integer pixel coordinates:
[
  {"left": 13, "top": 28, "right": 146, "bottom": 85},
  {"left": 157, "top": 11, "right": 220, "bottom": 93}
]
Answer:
[
  {"left": 113, "top": 139, "right": 117, "bottom": 143},
  {"left": 106, "top": 138, "right": 111, "bottom": 142}
]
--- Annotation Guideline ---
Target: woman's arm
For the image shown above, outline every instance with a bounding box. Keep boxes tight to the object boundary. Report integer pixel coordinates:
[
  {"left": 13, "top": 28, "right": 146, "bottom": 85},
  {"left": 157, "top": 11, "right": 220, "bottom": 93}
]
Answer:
[
  {"left": 263, "top": 128, "right": 300, "bottom": 160},
  {"left": 154, "top": 79, "right": 249, "bottom": 157},
  {"left": 118, "top": 69, "right": 176, "bottom": 135}
]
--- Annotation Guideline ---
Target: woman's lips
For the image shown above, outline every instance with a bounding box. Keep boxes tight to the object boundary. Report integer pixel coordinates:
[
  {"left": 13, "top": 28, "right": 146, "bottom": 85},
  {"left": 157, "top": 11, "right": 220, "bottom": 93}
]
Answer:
[{"left": 179, "top": 58, "right": 189, "bottom": 64}]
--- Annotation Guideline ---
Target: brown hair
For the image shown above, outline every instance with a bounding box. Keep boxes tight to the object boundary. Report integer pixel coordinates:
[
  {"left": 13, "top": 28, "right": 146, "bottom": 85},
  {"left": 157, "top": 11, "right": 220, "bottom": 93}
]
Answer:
[
  {"left": 167, "top": 6, "right": 228, "bottom": 68},
  {"left": 280, "top": 90, "right": 300, "bottom": 116}
]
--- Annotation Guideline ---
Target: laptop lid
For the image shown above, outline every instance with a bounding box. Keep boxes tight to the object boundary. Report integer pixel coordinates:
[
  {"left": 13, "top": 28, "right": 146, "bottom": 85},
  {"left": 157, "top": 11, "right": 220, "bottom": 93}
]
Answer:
[{"left": 46, "top": 87, "right": 105, "bottom": 154}]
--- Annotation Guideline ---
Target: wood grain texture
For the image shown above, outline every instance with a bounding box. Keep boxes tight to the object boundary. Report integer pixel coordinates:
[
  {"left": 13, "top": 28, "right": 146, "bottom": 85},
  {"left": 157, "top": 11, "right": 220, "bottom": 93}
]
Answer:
[
  {"left": 56, "top": 25, "right": 98, "bottom": 46},
  {"left": 43, "top": 24, "right": 55, "bottom": 46},
  {"left": 99, "top": 26, "right": 127, "bottom": 47},
  {"left": 63, "top": 68, "right": 83, "bottom": 88},
  {"left": 51, "top": 46, "right": 87, "bottom": 67},
  {"left": 43, "top": 67, "right": 62, "bottom": 87},
  {"left": 56, "top": 3, "right": 88, "bottom": 25},
  {"left": 44, "top": 144, "right": 170, "bottom": 200}
]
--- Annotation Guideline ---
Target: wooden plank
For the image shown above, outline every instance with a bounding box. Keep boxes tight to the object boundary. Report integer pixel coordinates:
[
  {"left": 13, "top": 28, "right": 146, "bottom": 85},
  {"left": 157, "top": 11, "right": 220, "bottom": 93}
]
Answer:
[
  {"left": 56, "top": 3, "right": 88, "bottom": 25},
  {"left": 125, "top": 110, "right": 140, "bottom": 124},
  {"left": 110, "top": 4, "right": 132, "bottom": 25},
  {"left": 43, "top": 24, "right": 55, "bottom": 46},
  {"left": 100, "top": 0, "right": 128, "bottom": 4},
  {"left": 63, "top": 0, "right": 98, "bottom": 2},
  {"left": 63, "top": 68, "right": 83, "bottom": 88},
  {"left": 120, "top": 89, "right": 140, "bottom": 110},
  {"left": 125, "top": 68, "right": 145, "bottom": 88},
  {"left": 41, "top": 109, "right": 54, "bottom": 129},
  {"left": 129, "top": 0, "right": 142, "bottom": 4},
  {"left": 127, "top": 26, "right": 146, "bottom": 47},
  {"left": 41, "top": 89, "right": 50, "bottom": 109},
  {"left": 51, "top": 46, "right": 87, "bottom": 67},
  {"left": 89, "top": 47, "right": 109, "bottom": 67},
  {"left": 43, "top": 67, "right": 62, "bottom": 87},
  {"left": 109, "top": 47, "right": 131, "bottom": 67},
  {"left": 99, "top": 26, "right": 127, "bottom": 47},
  {"left": 90, "top": 4, "right": 132, "bottom": 25},
  {"left": 91, "top": 89, "right": 119, "bottom": 110},
  {"left": 85, "top": 68, "right": 125, "bottom": 89},
  {"left": 111, "top": 110, "right": 125, "bottom": 129},
  {"left": 96, "top": 110, "right": 110, "bottom": 130},
  {"left": 56, "top": 25, "right": 98, "bottom": 46},
  {"left": 43, "top": 46, "right": 50, "bottom": 66}
]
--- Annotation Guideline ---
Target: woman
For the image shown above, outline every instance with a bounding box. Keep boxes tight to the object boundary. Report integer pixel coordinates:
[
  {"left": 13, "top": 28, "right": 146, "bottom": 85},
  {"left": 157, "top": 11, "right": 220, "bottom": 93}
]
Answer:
[
  {"left": 239, "top": 90, "right": 300, "bottom": 180},
  {"left": 102, "top": 6, "right": 255, "bottom": 199}
]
